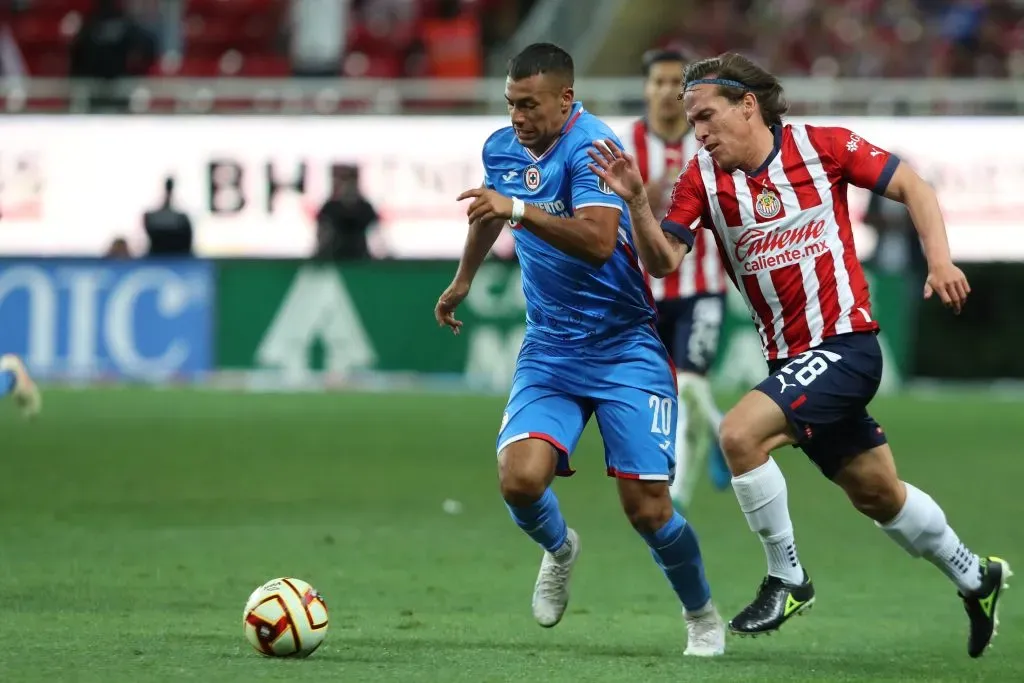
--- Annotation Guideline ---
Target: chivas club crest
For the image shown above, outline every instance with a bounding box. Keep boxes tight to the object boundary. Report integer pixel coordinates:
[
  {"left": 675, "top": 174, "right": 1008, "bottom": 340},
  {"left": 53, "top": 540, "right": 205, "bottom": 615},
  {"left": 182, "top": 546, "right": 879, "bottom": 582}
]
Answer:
[
  {"left": 524, "top": 164, "right": 541, "bottom": 191},
  {"left": 755, "top": 187, "right": 782, "bottom": 219}
]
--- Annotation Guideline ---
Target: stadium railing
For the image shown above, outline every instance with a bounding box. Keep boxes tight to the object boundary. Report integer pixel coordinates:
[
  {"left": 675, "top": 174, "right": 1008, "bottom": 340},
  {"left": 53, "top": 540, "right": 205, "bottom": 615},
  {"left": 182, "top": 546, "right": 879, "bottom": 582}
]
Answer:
[{"left": 3, "top": 77, "right": 1024, "bottom": 115}]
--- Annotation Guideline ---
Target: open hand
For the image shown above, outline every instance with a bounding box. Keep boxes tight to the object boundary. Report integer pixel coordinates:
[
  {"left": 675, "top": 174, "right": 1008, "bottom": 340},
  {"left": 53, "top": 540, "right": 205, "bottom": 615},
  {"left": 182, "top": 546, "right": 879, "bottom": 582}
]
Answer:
[
  {"left": 457, "top": 188, "right": 513, "bottom": 224},
  {"left": 434, "top": 279, "right": 469, "bottom": 334},
  {"left": 587, "top": 138, "right": 645, "bottom": 203},
  {"left": 924, "top": 262, "right": 970, "bottom": 315}
]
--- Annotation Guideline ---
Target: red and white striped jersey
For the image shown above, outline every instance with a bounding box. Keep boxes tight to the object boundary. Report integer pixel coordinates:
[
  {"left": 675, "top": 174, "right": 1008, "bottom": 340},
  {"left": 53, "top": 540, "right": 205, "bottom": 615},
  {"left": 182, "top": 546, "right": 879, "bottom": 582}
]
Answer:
[
  {"left": 621, "top": 118, "right": 727, "bottom": 300},
  {"left": 661, "top": 124, "right": 895, "bottom": 361}
]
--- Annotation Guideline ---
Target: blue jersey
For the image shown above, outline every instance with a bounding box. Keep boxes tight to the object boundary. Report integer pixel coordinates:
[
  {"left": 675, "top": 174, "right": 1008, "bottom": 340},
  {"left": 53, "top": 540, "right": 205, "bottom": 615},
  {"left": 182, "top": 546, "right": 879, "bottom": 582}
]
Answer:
[{"left": 481, "top": 102, "right": 656, "bottom": 344}]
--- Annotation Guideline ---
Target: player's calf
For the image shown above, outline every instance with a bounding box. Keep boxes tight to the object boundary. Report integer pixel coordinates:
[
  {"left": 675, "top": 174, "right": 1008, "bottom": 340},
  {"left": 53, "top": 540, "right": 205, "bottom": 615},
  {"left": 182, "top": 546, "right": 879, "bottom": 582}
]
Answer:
[
  {"left": 618, "top": 479, "right": 725, "bottom": 655},
  {"left": 719, "top": 391, "right": 816, "bottom": 636},
  {"left": 877, "top": 480, "right": 1010, "bottom": 657},
  {"left": 498, "top": 439, "right": 579, "bottom": 628},
  {"left": 841, "top": 446, "right": 1011, "bottom": 658},
  {"left": 832, "top": 444, "right": 905, "bottom": 523}
]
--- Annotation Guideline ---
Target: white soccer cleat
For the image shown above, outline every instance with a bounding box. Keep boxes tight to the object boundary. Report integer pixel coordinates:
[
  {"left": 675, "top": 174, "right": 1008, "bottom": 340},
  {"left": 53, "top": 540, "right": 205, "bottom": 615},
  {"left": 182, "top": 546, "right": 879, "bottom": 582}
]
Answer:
[
  {"left": 1, "top": 354, "right": 41, "bottom": 419},
  {"left": 683, "top": 603, "right": 727, "bottom": 657},
  {"left": 532, "top": 527, "right": 581, "bottom": 627}
]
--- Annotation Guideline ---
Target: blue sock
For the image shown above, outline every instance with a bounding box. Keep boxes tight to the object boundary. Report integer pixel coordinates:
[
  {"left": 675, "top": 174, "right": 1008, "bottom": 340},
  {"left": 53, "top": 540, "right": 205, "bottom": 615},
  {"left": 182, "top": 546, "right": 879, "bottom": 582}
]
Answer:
[
  {"left": 642, "top": 512, "right": 711, "bottom": 612},
  {"left": 506, "top": 488, "right": 569, "bottom": 553},
  {"left": 0, "top": 370, "right": 14, "bottom": 396}
]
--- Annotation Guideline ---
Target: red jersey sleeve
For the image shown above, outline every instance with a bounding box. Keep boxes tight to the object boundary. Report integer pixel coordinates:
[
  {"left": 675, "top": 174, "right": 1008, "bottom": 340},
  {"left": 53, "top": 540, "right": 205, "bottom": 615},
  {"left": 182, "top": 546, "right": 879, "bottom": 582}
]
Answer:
[
  {"left": 659, "top": 157, "right": 705, "bottom": 249},
  {"left": 811, "top": 125, "right": 901, "bottom": 194}
]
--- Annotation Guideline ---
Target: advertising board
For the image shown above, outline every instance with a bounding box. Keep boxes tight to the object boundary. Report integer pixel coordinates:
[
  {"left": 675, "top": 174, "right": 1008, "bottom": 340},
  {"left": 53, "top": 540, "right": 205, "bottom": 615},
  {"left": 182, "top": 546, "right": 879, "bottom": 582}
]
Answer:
[
  {"left": 0, "top": 259, "right": 213, "bottom": 381},
  {"left": 214, "top": 259, "right": 907, "bottom": 391},
  {"left": 1, "top": 116, "right": 1021, "bottom": 260}
]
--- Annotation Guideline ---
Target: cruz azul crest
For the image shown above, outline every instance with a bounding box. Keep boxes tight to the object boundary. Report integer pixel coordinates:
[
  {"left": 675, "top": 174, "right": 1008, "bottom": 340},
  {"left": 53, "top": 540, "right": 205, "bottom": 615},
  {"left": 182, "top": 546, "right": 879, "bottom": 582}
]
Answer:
[{"left": 524, "top": 165, "right": 541, "bottom": 191}]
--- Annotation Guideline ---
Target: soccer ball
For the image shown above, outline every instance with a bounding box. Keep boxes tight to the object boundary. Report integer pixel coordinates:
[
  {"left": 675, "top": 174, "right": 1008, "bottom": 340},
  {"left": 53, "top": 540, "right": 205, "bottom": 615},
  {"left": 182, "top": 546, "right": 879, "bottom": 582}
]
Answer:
[{"left": 243, "top": 577, "right": 329, "bottom": 657}]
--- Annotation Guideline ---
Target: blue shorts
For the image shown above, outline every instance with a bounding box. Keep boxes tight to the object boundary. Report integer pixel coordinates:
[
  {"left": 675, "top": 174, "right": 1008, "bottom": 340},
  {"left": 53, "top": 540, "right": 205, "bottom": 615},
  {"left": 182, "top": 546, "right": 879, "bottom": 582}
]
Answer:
[
  {"left": 755, "top": 331, "right": 888, "bottom": 479},
  {"left": 497, "top": 326, "right": 678, "bottom": 481},
  {"left": 655, "top": 294, "right": 725, "bottom": 375}
]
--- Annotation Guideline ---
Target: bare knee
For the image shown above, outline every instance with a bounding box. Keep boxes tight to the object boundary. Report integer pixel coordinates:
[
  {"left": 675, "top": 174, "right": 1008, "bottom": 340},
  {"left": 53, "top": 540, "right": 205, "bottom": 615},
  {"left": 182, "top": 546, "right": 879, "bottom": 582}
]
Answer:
[
  {"left": 719, "top": 413, "right": 779, "bottom": 476},
  {"left": 617, "top": 480, "right": 674, "bottom": 535},
  {"left": 845, "top": 479, "right": 905, "bottom": 522},
  {"left": 834, "top": 447, "right": 905, "bottom": 522},
  {"left": 498, "top": 440, "right": 557, "bottom": 507},
  {"left": 718, "top": 413, "right": 759, "bottom": 471},
  {"left": 719, "top": 392, "right": 795, "bottom": 476}
]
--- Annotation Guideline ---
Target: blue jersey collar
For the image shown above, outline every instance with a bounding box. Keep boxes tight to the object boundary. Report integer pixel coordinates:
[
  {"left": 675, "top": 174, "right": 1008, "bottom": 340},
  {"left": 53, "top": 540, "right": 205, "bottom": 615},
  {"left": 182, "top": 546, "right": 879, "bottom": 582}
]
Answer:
[{"left": 562, "top": 101, "right": 584, "bottom": 134}]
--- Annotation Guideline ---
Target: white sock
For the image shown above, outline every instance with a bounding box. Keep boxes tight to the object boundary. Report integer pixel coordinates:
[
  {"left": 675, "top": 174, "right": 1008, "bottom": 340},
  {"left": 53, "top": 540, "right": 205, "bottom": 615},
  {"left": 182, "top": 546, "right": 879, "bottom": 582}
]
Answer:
[
  {"left": 730, "top": 457, "right": 804, "bottom": 585},
  {"left": 877, "top": 482, "right": 982, "bottom": 594},
  {"left": 687, "top": 374, "right": 723, "bottom": 434},
  {"left": 669, "top": 382, "right": 692, "bottom": 504}
]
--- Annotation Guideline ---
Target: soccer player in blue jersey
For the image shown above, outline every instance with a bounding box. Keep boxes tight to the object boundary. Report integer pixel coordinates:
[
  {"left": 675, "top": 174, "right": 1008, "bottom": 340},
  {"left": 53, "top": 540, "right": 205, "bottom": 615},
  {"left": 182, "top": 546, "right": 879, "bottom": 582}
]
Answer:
[
  {"left": 434, "top": 43, "right": 726, "bottom": 656},
  {"left": 0, "top": 354, "right": 41, "bottom": 418}
]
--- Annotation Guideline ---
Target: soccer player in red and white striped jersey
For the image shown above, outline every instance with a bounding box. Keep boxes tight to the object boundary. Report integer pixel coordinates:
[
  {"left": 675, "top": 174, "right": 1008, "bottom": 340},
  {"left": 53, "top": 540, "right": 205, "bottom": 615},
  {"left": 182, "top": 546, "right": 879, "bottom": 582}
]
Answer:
[
  {"left": 589, "top": 52, "right": 1008, "bottom": 658},
  {"left": 620, "top": 49, "right": 731, "bottom": 512}
]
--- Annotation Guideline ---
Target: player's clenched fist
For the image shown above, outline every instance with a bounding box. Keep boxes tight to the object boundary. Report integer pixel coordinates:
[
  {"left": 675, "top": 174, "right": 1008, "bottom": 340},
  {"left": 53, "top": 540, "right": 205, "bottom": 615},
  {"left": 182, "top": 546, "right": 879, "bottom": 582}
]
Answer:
[
  {"left": 457, "top": 187, "right": 514, "bottom": 224},
  {"left": 435, "top": 279, "right": 469, "bottom": 334},
  {"left": 586, "top": 138, "right": 645, "bottom": 203},
  {"left": 924, "top": 261, "right": 970, "bottom": 315}
]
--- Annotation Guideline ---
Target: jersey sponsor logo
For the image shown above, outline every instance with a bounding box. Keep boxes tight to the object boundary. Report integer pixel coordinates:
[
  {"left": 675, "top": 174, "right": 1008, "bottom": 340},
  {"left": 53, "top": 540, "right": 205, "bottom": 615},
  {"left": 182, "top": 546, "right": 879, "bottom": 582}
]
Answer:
[
  {"left": 845, "top": 134, "right": 861, "bottom": 152},
  {"left": 524, "top": 164, "right": 541, "bottom": 191},
  {"left": 598, "top": 176, "right": 613, "bottom": 194},
  {"left": 534, "top": 199, "right": 570, "bottom": 219},
  {"left": 754, "top": 188, "right": 782, "bottom": 219},
  {"left": 734, "top": 218, "right": 827, "bottom": 273},
  {"left": 502, "top": 170, "right": 519, "bottom": 181}
]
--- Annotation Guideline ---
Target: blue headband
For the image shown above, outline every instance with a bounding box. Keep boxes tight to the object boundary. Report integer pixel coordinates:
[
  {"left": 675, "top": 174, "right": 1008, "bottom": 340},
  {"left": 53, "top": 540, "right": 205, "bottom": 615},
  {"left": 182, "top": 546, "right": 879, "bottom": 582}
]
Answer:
[{"left": 685, "top": 77, "right": 747, "bottom": 91}]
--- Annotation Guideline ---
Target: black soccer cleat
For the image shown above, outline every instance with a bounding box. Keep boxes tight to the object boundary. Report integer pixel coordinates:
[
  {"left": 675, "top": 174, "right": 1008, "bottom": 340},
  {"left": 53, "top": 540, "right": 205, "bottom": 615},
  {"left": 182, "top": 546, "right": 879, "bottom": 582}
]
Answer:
[
  {"left": 960, "top": 556, "right": 1012, "bottom": 658},
  {"left": 728, "top": 571, "right": 815, "bottom": 636}
]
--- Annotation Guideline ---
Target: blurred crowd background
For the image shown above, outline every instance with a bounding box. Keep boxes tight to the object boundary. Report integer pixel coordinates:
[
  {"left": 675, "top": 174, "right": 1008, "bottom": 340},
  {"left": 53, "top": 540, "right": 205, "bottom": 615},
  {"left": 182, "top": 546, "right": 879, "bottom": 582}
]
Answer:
[{"left": 2, "top": 0, "right": 1022, "bottom": 82}]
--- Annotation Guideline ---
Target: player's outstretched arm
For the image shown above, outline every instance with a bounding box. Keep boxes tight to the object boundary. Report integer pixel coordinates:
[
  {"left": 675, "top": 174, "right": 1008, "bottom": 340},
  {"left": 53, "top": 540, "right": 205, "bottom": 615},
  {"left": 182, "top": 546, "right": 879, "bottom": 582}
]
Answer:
[
  {"left": 457, "top": 187, "right": 618, "bottom": 267},
  {"left": 882, "top": 161, "right": 970, "bottom": 314},
  {"left": 519, "top": 203, "right": 619, "bottom": 267},
  {"left": 626, "top": 187, "right": 689, "bottom": 277},
  {"left": 435, "top": 213, "right": 504, "bottom": 334},
  {"left": 587, "top": 140, "right": 689, "bottom": 276}
]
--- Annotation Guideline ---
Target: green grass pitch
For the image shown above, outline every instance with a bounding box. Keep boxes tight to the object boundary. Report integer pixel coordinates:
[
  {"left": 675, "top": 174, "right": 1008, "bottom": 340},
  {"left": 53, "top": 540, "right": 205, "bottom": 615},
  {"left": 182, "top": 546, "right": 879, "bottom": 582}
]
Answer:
[{"left": 0, "top": 388, "right": 1021, "bottom": 682}]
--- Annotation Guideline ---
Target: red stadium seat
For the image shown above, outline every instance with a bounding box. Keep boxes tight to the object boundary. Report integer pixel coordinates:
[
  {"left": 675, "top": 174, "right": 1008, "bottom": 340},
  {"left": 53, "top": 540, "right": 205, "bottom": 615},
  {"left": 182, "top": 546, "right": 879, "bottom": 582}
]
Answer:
[
  {"left": 22, "top": 49, "right": 69, "bottom": 77},
  {"left": 237, "top": 54, "right": 291, "bottom": 76},
  {"left": 9, "top": 14, "right": 67, "bottom": 47},
  {"left": 174, "top": 55, "right": 223, "bottom": 77},
  {"left": 185, "top": 0, "right": 281, "bottom": 16}
]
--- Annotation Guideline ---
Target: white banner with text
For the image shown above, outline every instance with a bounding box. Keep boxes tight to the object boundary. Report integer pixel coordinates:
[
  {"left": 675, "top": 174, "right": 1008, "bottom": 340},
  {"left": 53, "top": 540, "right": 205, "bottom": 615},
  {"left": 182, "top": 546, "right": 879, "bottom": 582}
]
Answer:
[{"left": 1, "top": 116, "right": 1021, "bottom": 260}]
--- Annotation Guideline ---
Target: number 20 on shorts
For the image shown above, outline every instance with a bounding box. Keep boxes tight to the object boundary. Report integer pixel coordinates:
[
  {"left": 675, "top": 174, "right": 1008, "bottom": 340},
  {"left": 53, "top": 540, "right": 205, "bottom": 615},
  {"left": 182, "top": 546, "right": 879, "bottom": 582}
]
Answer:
[{"left": 648, "top": 395, "right": 673, "bottom": 435}]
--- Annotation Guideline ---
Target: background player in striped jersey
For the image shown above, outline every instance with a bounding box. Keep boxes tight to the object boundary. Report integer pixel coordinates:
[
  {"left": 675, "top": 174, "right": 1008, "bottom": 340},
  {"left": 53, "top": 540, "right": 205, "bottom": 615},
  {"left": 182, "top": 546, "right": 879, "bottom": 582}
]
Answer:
[
  {"left": 620, "top": 48, "right": 731, "bottom": 512},
  {"left": 588, "top": 52, "right": 1009, "bottom": 659}
]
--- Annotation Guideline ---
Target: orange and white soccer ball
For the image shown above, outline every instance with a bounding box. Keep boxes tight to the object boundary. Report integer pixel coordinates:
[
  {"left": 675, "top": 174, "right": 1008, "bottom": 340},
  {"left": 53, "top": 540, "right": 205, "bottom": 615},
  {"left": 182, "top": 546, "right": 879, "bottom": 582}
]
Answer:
[{"left": 243, "top": 577, "right": 329, "bottom": 657}]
